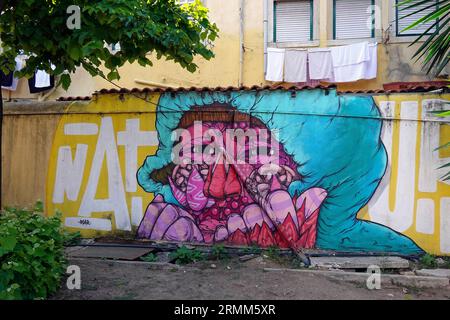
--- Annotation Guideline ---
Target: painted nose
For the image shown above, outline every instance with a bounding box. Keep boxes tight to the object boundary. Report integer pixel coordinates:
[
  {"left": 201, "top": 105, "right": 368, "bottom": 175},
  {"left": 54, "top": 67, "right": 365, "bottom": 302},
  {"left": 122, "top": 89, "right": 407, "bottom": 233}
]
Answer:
[{"left": 204, "top": 162, "right": 242, "bottom": 199}]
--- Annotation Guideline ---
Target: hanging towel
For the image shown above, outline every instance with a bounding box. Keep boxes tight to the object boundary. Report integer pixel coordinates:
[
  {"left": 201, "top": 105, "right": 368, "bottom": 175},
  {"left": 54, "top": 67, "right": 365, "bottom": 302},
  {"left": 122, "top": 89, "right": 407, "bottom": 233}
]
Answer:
[
  {"left": 1, "top": 56, "right": 24, "bottom": 91},
  {"left": 1, "top": 70, "right": 13, "bottom": 87},
  {"left": 28, "top": 72, "right": 55, "bottom": 93},
  {"left": 35, "top": 69, "right": 51, "bottom": 88},
  {"left": 266, "top": 48, "right": 285, "bottom": 82},
  {"left": 284, "top": 49, "right": 308, "bottom": 83},
  {"left": 331, "top": 42, "right": 370, "bottom": 82},
  {"left": 308, "top": 48, "right": 334, "bottom": 80},
  {"left": 363, "top": 42, "right": 378, "bottom": 80}
]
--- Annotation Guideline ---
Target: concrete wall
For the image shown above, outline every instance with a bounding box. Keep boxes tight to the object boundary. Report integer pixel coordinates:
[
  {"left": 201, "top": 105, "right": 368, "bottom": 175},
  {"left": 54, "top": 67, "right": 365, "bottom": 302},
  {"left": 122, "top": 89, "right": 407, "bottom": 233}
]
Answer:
[
  {"left": 3, "top": 89, "right": 450, "bottom": 255},
  {"left": 2, "top": 0, "right": 447, "bottom": 100}
]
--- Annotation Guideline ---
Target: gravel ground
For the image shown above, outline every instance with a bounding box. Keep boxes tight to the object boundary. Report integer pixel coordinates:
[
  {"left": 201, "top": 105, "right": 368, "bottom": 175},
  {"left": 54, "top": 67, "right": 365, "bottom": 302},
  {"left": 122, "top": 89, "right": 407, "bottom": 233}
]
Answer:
[{"left": 51, "top": 257, "right": 450, "bottom": 300}]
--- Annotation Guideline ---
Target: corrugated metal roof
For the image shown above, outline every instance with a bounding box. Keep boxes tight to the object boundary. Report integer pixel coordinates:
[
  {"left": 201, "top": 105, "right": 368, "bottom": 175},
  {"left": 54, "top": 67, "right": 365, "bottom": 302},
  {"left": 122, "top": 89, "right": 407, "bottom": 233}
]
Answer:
[{"left": 56, "top": 82, "right": 449, "bottom": 101}]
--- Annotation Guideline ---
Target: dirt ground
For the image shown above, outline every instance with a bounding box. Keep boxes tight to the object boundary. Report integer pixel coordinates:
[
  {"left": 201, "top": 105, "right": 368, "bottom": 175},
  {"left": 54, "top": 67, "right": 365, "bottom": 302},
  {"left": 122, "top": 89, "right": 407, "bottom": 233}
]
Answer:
[{"left": 52, "top": 256, "right": 450, "bottom": 300}]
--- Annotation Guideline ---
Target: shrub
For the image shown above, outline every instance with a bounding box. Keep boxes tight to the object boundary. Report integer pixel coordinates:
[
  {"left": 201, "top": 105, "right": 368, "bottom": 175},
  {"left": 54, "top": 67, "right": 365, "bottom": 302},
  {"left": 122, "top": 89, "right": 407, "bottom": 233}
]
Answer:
[
  {"left": 169, "top": 246, "right": 204, "bottom": 265},
  {"left": 0, "top": 201, "right": 79, "bottom": 299}
]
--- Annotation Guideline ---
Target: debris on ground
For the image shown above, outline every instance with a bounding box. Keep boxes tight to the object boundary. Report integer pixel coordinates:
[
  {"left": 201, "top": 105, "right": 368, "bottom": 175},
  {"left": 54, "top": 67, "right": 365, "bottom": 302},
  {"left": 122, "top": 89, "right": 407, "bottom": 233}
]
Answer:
[{"left": 63, "top": 239, "right": 450, "bottom": 295}]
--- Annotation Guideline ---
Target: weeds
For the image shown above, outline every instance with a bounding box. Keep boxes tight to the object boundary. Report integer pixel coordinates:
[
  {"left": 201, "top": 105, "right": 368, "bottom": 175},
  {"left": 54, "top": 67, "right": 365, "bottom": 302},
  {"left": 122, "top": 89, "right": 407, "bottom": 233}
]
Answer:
[
  {"left": 419, "top": 254, "right": 438, "bottom": 268},
  {"left": 418, "top": 253, "right": 450, "bottom": 269},
  {"left": 169, "top": 246, "right": 205, "bottom": 265},
  {"left": 243, "top": 244, "right": 261, "bottom": 255},
  {"left": 140, "top": 253, "right": 158, "bottom": 263},
  {"left": 211, "top": 244, "right": 227, "bottom": 261},
  {"left": 264, "top": 246, "right": 282, "bottom": 261}
]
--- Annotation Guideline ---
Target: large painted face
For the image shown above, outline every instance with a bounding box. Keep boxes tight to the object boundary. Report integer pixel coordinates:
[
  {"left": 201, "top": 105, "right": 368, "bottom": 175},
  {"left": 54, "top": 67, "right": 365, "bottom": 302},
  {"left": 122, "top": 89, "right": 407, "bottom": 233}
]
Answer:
[
  {"left": 136, "top": 107, "right": 327, "bottom": 248},
  {"left": 136, "top": 91, "right": 423, "bottom": 255}
]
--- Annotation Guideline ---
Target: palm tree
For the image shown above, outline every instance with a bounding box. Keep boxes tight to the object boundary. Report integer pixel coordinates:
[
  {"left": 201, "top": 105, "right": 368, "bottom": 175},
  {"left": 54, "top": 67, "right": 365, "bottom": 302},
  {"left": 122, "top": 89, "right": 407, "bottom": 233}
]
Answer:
[
  {"left": 398, "top": 0, "right": 450, "bottom": 181},
  {"left": 398, "top": 0, "right": 450, "bottom": 75}
]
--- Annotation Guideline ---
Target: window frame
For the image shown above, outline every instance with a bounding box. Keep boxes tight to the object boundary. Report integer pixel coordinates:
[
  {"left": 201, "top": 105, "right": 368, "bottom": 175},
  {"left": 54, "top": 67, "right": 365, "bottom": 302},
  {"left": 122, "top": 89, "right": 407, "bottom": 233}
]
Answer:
[
  {"left": 332, "top": 0, "right": 376, "bottom": 40},
  {"left": 273, "top": 0, "right": 314, "bottom": 43},
  {"left": 395, "top": 0, "right": 439, "bottom": 37}
]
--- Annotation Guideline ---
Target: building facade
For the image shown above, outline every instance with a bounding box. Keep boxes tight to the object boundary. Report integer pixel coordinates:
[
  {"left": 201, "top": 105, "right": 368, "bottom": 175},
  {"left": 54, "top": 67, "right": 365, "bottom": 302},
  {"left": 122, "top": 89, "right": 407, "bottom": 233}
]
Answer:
[
  {"left": 2, "top": 1, "right": 450, "bottom": 256},
  {"left": 1, "top": 0, "right": 447, "bottom": 101}
]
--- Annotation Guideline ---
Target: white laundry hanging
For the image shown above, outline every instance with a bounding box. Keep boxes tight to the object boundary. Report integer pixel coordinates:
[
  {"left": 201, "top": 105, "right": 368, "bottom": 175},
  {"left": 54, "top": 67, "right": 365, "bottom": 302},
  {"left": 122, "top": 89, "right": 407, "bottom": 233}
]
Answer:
[
  {"left": 266, "top": 48, "right": 285, "bottom": 82},
  {"left": 2, "top": 56, "right": 24, "bottom": 91},
  {"left": 363, "top": 42, "right": 378, "bottom": 80},
  {"left": 35, "top": 70, "right": 51, "bottom": 88},
  {"left": 308, "top": 48, "right": 334, "bottom": 81},
  {"left": 330, "top": 41, "right": 371, "bottom": 82},
  {"left": 284, "top": 49, "right": 308, "bottom": 83},
  {"left": 35, "top": 64, "right": 56, "bottom": 88}
]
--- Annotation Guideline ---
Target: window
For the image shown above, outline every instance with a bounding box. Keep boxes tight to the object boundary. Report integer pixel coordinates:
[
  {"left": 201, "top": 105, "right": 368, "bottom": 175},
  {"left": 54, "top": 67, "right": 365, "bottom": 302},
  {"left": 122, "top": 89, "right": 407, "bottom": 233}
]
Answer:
[
  {"left": 333, "top": 0, "right": 374, "bottom": 40},
  {"left": 396, "top": 0, "right": 438, "bottom": 36},
  {"left": 274, "top": 0, "right": 313, "bottom": 43}
]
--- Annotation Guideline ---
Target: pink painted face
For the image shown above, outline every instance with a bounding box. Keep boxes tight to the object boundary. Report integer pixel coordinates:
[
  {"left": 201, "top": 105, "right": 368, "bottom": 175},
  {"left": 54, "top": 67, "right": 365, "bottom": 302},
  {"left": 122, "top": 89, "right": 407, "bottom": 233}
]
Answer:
[{"left": 137, "top": 120, "right": 327, "bottom": 249}]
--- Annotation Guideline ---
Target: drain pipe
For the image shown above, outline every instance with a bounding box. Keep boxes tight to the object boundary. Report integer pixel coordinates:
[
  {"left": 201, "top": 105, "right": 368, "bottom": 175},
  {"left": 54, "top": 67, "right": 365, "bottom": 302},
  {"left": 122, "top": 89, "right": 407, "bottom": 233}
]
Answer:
[
  {"left": 263, "top": 0, "right": 268, "bottom": 77},
  {"left": 238, "top": 0, "right": 245, "bottom": 86}
]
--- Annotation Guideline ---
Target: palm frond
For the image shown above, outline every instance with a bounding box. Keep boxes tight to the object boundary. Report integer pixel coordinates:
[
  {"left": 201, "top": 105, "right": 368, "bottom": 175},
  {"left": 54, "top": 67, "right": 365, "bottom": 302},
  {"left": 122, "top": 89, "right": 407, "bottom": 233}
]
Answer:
[{"left": 397, "top": 0, "right": 450, "bottom": 76}]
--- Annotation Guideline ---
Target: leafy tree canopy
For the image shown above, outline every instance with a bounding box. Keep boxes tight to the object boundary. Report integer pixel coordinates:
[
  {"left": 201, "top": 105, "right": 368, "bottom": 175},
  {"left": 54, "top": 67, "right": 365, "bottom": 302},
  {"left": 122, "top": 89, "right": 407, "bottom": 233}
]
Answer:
[{"left": 0, "top": 0, "right": 219, "bottom": 89}]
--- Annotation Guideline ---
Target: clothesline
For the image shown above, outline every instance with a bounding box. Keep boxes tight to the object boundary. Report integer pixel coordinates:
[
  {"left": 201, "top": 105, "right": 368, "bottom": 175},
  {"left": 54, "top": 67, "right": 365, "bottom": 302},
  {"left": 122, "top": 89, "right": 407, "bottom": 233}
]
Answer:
[
  {"left": 266, "top": 41, "right": 378, "bottom": 84},
  {"left": 1, "top": 55, "right": 55, "bottom": 93}
]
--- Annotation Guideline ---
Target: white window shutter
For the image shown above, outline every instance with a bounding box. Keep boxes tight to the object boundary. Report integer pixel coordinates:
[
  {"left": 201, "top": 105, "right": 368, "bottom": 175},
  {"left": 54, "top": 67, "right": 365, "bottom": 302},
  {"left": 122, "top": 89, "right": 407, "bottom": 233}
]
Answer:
[
  {"left": 397, "top": 0, "right": 437, "bottom": 36},
  {"left": 335, "top": 0, "right": 373, "bottom": 39},
  {"left": 275, "top": 0, "right": 311, "bottom": 42}
]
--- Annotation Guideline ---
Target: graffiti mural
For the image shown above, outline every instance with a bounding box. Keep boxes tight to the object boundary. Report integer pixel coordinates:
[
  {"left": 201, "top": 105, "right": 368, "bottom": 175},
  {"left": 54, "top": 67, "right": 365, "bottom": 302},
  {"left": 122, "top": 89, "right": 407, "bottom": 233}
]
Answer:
[
  {"left": 46, "top": 88, "right": 450, "bottom": 255},
  {"left": 136, "top": 106, "right": 327, "bottom": 249}
]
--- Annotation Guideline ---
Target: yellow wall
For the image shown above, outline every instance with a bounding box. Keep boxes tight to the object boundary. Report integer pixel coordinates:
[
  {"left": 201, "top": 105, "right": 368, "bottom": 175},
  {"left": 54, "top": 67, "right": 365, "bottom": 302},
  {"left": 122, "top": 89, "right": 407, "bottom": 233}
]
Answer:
[
  {"left": 3, "top": 90, "right": 448, "bottom": 254},
  {"left": 358, "top": 94, "right": 450, "bottom": 255},
  {"left": 2, "top": 0, "right": 446, "bottom": 100}
]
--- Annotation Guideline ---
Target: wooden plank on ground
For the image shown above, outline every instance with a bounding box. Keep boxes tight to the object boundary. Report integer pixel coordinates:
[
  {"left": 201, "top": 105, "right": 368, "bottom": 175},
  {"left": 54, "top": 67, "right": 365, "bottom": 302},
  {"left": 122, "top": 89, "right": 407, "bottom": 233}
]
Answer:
[
  {"left": 309, "top": 256, "right": 410, "bottom": 269},
  {"left": 68, "top": 246, "right": 154, "bottom": 260}
]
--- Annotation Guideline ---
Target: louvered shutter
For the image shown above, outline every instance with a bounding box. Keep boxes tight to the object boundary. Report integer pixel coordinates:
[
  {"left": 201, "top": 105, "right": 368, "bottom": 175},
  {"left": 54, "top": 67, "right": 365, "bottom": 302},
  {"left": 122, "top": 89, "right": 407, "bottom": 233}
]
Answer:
[
  {"left": 397, "top": 0, "right": 438, "bottom": 36},
  {"left": 275, "top": 0, "right": 311, "bottom": 42},
  {"left": 335, "top": 0, "right": 373, "bottom": 39}
]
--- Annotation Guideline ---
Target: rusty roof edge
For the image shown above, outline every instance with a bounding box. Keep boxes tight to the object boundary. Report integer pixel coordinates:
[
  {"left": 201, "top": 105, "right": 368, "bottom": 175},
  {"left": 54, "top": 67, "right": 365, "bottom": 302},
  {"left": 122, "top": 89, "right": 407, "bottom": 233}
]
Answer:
[
  {"left": 91, "top": 84, "right": 337, "bottom": 96},
  {"left": 55, "top": 83, "right": 450, "bottom": 101}
]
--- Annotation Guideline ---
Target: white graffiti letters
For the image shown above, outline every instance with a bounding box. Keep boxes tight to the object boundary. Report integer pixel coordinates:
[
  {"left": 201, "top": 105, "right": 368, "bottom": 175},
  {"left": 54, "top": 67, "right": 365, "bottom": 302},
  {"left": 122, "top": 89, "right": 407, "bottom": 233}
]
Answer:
[{"left": 52, "top": 117, "right": 158, "bottom": 231}]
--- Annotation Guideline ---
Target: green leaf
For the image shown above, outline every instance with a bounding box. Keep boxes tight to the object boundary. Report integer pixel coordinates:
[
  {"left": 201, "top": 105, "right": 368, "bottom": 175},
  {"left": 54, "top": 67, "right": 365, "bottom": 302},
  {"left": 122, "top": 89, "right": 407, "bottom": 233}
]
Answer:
[
  {"left": 59, "top": 74, "right": 72, "bottom": 91},
  {"left": 434, "top": 142, "right": 450, "bottom": 151},
  {"left": 0, "top": 236, "right": 17, "bottom": 252},
  {"left": 436, "top": 110, "right": 450, "bottom": 117}
]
